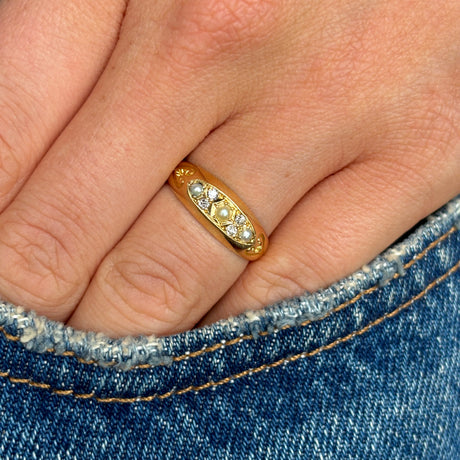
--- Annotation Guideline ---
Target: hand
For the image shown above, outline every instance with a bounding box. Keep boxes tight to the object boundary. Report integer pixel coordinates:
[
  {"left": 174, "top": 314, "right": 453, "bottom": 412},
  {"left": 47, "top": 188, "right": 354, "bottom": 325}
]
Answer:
[{"left": 0, "top": 0, "right": 458, "bottom": 337}]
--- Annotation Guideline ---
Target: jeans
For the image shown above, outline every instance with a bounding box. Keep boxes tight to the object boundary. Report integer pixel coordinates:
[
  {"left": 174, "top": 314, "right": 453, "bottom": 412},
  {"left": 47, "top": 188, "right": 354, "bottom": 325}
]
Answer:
[{"left": 0, "top": 196, "right": 459, "bottom": 460}]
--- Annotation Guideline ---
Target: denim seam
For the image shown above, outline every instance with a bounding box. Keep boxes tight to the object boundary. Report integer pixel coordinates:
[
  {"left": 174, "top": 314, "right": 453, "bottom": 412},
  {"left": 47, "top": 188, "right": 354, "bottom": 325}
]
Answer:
[
  {"left": 1, "top": 224, "right": 454, "bottom": 370},
  {"left": 0, "top": 258, "right": 458, "bottom": 404}
]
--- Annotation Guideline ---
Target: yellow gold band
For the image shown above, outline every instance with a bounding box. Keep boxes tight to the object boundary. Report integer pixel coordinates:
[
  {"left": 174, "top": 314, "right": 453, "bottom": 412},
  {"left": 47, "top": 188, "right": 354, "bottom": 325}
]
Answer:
[{"left": 168, "top": 162, "right": 268, "bottom": 261}]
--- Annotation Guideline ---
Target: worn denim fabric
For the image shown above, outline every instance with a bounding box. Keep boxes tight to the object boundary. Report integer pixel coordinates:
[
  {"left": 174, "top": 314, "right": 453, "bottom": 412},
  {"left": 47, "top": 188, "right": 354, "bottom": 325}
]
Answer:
[{"left": 0, "top": 196, "right": 459, "bottom": 460}]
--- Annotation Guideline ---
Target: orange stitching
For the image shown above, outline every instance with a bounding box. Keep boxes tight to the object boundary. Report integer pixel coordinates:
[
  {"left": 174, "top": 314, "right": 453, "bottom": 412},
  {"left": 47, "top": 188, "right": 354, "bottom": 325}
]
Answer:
[
  {"left": 0, "top": 225, "right": 457, "bottom": 369},
  {"left": 1, "top": 259, "right": 458, "bottom": 404},
  {"left": 404, "top": 226, "right": 456, "bottom": 269},
  {"left": 0, "top": 327, "right": 19, "bottom": 342}
]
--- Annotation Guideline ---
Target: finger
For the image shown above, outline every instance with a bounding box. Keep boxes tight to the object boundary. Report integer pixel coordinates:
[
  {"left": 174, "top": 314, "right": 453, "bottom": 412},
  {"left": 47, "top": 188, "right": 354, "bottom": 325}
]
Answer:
[
  {"left": 0, "top": 1, "right": 258, "bottom": 319},
  {"left": 0, "top": 0, "right": 126, "bottom": 210},
  {"left": 66, "top": 105, "right": 357, "bottom": 337},
  {"left": 200, "top": 147, "right": 460, "bottom": 326}
]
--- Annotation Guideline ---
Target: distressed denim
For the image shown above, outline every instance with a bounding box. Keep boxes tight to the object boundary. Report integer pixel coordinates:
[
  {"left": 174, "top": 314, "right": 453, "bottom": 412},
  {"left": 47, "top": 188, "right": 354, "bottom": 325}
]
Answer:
[{"left": 0, "top": 196, "right": 459, "bottom": 460}]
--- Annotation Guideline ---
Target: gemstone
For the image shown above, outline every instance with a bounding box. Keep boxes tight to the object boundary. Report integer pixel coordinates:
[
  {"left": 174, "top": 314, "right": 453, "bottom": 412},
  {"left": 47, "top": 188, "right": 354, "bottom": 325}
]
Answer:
[
  {"left": 189, "top": 182, "right": 204, "bottom": 197},
  {"left": 226, "top": 224, "right": 238, "bottom": 237},
  {"left": 207, "top": 187, "right": 219, "bottom": 201},
  {"left": 198, "top": 198, "right": 210, "bottom": 210},
  {"left": 235, "top": 213, "right": 246, "bottom": 225},
  {"left": 215, "top": 204, "right": 232, "bottom": 221},
  {"left": 240, "top": 227, "right": 254, "bottom": 243}
]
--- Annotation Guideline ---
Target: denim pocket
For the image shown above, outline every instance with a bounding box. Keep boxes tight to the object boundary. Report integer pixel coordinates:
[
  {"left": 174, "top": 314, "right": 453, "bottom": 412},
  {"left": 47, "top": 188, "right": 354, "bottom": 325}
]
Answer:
[{"left": 0, "top": 197, "right": 459, "bottom": 459}]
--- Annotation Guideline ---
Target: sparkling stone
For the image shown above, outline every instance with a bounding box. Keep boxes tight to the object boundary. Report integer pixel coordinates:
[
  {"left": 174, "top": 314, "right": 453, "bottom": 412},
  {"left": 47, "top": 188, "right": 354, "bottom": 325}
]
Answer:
[
  {"left": 207, "top": 187, "right": 219, "bottom": 201},
  {"left": 198, "top": 198, "right": 210, "bottom": 210},
  {"left": 226, "top": 224, "right": 238, "bottom": 237},
  {"left": 189, "top": 182, "right": 204, "bottom": 197},
  {"left": 234, "top": 213, "right": 246, "bottom": 225},
  {"left": 240, "top": 227, "right": 254, "bottom": 243},
  {"left": 215, "top": 204, "right": 231, "bottom": 221}
]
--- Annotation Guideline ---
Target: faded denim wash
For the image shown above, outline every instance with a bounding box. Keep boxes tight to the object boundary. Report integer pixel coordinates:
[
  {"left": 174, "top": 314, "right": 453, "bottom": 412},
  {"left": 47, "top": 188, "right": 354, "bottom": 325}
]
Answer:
[{"left": 0, "top": 196, "right": 459, "bottom": 459}]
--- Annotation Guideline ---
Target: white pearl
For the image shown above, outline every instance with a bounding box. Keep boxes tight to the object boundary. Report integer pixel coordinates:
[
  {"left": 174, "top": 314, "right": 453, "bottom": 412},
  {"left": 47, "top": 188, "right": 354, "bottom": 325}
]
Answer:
[
  {"left": 189, "top": 182, "right": 203, "bottom": 197},
  {"left": 216, "top": 205, "right": 231, "bottom": 221},
  {"left": 240, "top": 228, "right": 254, "bottom": 242}
]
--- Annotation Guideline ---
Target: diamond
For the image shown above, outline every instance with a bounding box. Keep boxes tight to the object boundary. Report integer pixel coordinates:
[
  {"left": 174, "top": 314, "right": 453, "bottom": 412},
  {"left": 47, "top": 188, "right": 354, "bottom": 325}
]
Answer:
[
  {"left": 207, "top": 187, "right": 219, "bottom": 201},
  {"left": 226, "top": 224, "right": 238, "bottom": 237},
  {"left": 198, "top": 198, "right": 210, "bottom": 210},
  {"left": 235, "top": 213, "right": 246, "bottom": 225}
]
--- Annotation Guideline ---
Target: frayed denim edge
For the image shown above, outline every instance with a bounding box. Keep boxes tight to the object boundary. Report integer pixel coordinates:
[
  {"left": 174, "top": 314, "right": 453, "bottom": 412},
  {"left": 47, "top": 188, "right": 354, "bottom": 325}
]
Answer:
[{"left": 0, "top": 196, "right": 459, "bottom": 370}]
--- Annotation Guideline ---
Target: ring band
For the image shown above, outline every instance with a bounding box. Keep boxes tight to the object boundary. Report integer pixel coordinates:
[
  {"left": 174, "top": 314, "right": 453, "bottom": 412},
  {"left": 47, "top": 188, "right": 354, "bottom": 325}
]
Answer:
[{"left": 168, "top": 162, "right": 268, "bottom": 261}]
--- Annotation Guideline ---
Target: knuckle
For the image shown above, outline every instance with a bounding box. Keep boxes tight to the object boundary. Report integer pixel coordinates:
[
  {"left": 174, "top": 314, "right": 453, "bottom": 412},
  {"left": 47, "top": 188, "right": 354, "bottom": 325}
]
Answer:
[
  {"left": 424, "top": 89, "right": 460, "bottom": 159},
  {"left": 242, "top": 261, "right": 307, "bottom": 307},
  {"left": 165, "top": 0, "right": 280, "bottom": 63},
  {"left": 383, "top": 86, "right": 460, "bottom": 186},
  {"left": 412, "top": 87, "right": 459, "bottom": 146},
  {"left": 101, "top": 248, "right": 195, "bottom": 330},
  {"left": 0, "top": 211, "right": 82, "bottom": 310}
]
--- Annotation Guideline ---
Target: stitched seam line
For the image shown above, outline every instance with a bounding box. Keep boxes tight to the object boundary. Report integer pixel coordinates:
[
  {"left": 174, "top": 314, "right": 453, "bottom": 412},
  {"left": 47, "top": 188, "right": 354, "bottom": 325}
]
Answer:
[
  {"left": 1, "top": 259, "right": 458, "bottom": 404},
  {"left": 0, "top": 225, "right": 457, "bottom": 369}
]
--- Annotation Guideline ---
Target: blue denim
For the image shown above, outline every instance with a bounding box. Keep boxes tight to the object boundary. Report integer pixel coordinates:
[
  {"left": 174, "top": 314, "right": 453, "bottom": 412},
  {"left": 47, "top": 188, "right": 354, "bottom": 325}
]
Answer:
[{"left": 0, "top": 196, "right": 459, "bottom": 459}]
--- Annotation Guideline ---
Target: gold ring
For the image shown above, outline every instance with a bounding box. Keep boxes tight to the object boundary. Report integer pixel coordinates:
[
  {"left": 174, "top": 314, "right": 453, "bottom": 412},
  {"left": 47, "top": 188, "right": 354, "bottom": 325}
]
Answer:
[{"left": 168, "top": 161, "right": 268, "bottom": 261}]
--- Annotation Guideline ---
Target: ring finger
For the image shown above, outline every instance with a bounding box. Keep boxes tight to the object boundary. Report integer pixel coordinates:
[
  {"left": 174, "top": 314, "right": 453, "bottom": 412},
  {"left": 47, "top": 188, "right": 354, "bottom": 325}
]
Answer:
[{"left": 67, "top": 107, "right": 355, "bottom": 337}]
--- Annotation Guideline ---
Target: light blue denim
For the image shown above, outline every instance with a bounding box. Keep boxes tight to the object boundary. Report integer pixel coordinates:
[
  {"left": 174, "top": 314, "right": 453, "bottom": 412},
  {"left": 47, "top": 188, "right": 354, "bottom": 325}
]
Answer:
[{"left": 0, "top": 196, "right": 459, "bottom": 459}]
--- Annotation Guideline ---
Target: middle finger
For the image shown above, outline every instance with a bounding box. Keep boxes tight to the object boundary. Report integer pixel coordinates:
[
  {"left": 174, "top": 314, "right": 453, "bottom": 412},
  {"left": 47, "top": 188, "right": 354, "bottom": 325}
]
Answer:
[{"left": 0, "top": 2, "right": 239, "bottom": 320}]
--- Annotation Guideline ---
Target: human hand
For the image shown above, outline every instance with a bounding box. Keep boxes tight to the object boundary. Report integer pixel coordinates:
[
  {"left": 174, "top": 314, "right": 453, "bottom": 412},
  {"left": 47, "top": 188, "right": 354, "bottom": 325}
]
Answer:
[{"left": 0, "top": 0, "right": 458, "bottom": 337}]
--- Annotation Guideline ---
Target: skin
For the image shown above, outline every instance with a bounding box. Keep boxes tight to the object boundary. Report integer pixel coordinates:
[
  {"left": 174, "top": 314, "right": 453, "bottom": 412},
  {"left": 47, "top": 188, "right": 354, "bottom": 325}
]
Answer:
[{"left": 0, "top": 0, "right": 458, "bottom": 337}]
